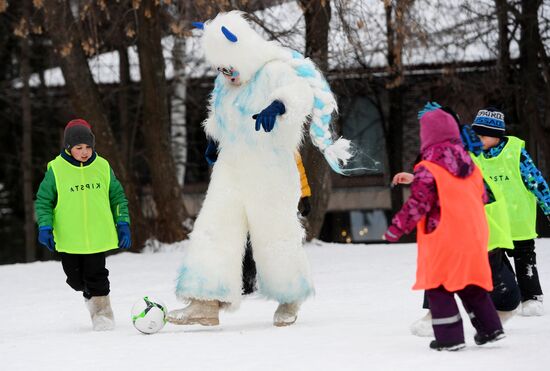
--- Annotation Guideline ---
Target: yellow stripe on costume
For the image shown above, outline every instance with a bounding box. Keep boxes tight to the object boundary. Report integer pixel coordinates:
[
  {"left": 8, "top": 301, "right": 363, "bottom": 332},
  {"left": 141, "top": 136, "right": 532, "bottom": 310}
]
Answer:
[{"left": 295, "top": 152, "right": 312, "bottom": 198}]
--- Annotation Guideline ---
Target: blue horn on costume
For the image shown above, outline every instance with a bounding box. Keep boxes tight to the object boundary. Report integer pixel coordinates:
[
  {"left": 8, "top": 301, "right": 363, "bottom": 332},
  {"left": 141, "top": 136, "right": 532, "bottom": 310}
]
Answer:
[
  {"left": 221, "top": 26, "right": 238, "bottom": 42},
  {"left": 192, "top": 22, "right": 204, "bottom": 30}
]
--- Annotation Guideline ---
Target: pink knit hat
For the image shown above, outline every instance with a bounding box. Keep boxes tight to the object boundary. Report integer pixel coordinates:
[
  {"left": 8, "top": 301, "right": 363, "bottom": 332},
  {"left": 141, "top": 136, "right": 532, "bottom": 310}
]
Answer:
[{"left": 419, "top": 109, "right": 460, "bottom": 151}]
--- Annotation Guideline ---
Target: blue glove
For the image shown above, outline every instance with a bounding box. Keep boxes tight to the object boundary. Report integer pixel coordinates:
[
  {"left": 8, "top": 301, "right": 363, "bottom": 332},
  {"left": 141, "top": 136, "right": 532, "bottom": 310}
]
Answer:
[
  {"left": 38, "top": 226, "right": 55, "bottom": 252},
  {"left": 116, "top": 222, "right": 132, "bottom": 249},
  {"left": 460, "top": 124, "right": 483, "bottom": 155},
  {"left": 252, "top": 100, "right": 286, "bottom": 132},
  {"left": 205, "top": 139, "right": 218, "bottom": 166}
]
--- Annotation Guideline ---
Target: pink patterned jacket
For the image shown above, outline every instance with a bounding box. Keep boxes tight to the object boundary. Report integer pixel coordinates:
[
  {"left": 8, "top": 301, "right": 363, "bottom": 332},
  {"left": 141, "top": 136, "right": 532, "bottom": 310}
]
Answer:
[{"left": 389, "top": 139, "right": 485, "bottom": 239}]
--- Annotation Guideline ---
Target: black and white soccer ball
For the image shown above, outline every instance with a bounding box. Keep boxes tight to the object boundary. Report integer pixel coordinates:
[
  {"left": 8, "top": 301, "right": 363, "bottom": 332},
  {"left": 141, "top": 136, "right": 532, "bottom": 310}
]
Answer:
[{"left": 131, "top": 296, "right": 167, "bottom": 334}]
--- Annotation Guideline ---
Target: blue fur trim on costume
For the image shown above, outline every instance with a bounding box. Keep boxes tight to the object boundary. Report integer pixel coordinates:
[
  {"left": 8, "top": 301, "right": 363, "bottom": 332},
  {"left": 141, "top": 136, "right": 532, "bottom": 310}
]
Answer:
[
  {"left": 417, "top": 101, "right": 442, "bottom": 120},
  {"left": 258, "top": 276, "right": 314, "bottom": 304},
  {"left": 296, "top": 64, "right": 316, "bottom": 78},
  {"left": 175, "top": 266, "right": 230, "bottom": 299},
  {"left": 311, "top": 123, "right": 325, "bottom": 137},
  {"left": 291, "top": 50, "right": 303, "bottom": 59},
  {"left": 314, "top": 97, "right": 325, "bottom": 110},
  {"left": 320, "top": 114, "right": 331, "bottom": 124}
]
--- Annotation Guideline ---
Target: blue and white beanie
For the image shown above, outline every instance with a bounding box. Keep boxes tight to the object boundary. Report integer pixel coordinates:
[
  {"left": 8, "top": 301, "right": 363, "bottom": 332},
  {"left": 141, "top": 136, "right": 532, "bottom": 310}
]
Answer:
[{"left": 471, "top": 107, "right": 505, "bottom": 138}]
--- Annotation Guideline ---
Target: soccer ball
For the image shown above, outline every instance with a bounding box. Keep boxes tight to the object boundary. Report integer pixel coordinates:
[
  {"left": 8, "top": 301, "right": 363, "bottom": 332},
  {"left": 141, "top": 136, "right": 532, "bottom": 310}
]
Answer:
[{"left": 131, "top": 296, "right": 167, "bottom": 334}]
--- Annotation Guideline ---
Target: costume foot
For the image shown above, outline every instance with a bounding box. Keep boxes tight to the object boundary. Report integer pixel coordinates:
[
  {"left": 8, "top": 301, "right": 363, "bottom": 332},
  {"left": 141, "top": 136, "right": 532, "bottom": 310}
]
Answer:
[
  {"left": 166, "top": 299, "right": 220, "bottom": 326},
  {"left": 273, "top": 302, "right": 300, "bottom": 327}
]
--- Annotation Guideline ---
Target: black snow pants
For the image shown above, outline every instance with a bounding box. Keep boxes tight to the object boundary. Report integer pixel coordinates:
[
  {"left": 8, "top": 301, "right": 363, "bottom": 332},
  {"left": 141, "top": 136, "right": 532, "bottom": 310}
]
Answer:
[
  {"left": 60, "top": 252, "right": 110, "bottom": 299},
  {"left": 507, "top": 239, "right": 544, "bottom": 302}
]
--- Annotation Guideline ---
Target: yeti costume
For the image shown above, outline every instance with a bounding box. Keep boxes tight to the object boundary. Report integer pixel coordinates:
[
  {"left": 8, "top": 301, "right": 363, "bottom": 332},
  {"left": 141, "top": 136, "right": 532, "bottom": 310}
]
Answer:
[{"left": 171, "top": 11, "right": 352, "bottom": 323}]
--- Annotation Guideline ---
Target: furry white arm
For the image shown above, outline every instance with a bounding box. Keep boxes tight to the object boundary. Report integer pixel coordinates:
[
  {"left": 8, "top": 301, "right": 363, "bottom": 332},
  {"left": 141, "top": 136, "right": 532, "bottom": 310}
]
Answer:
[{"left": 265, "top": 61, "right": 314, "bottom": 139}]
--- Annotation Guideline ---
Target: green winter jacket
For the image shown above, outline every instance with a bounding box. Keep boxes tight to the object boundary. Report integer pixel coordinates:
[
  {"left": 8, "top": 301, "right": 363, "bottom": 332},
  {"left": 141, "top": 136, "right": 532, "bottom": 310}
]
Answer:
[{"left": 35, "top": 151, "right": 130, "bottom": 253}]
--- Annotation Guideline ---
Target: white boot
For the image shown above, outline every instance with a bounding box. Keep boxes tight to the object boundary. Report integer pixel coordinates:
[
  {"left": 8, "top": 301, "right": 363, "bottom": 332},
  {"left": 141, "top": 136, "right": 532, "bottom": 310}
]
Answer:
[
  {"left": 273, "top": 302, "right": 300, "bottom": 327},
  {"left": 410, "top": 311, "right": 434, "bottom": 337},
  {"left": 166, "top": 299, "right": 220, "bottom": 326},
  {"left": 497, "top": 309, "right": 518, "bottom": 324},
  {"left": 522, "top": 298, "right": 544, "bottom": 316},
  {"left": 86, "top": 295, "right": 115, "bottom": 331}
]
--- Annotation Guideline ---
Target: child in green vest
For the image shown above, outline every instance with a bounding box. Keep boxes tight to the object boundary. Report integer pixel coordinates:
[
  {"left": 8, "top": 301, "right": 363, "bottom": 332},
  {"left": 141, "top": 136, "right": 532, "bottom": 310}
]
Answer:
[
  {"left": 35, "top": 119, "right": 131, "bottom": 331},
  {"left": 471, "top": 107, "right": 550, "bottom": 316}
]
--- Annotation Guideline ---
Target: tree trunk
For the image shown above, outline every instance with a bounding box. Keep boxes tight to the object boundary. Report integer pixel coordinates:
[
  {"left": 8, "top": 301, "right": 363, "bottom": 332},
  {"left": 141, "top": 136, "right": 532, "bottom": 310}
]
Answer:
[
  {"left": 384, "top": 0, "right": 412, "bottom": 215},
  {"left": 43, "top": 0, "right": 148, "bottom": 250},
  {"left": 20, "top": 1, "right": 35, "bottom": 262},
  {"left": 299, "top": 0, "right": 332, "bottom": 241},
  {"left": 171, "top": 35, "right": 188, "bottom": 187},
  {"left": 495, "top": 0, "right": 511, "bottom": 81},
  {"left": 118, "top": 45, "right": 130, "bottom": 166},
  {"left": 518, "top": 0, "right": 543, "bottom": 159},
  {"left": 136, "top": 0, "right": 189, "bottom": 242}
]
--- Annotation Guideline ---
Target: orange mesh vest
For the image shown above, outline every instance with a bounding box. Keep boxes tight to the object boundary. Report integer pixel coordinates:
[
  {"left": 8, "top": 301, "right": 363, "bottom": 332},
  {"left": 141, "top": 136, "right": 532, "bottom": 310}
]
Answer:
[{"left": 413, "top": 161, "right": 492, "bottom": 292}]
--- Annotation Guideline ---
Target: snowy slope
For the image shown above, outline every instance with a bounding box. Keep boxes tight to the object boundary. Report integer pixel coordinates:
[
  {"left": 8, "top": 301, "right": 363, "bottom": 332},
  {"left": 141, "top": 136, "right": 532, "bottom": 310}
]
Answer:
[{"left": 1, "top": 240, "right": 549, "bottom": 371}]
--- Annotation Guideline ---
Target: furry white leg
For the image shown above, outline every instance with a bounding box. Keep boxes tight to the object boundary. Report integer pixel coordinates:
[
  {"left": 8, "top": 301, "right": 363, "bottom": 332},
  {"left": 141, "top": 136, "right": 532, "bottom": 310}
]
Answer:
[
  {"left": 86, "top": 295, "right": 114, "bottom": 331},
  {"left": 273, "top": 302, "right": 300, "bottom": 327},
  {"left": 166, "top": 299, "right": 220, "bottom": 326},
  {"left": 247, "top": 187, "right": 314, "bottom": 305},
  {"left": 175, "top": 167, "right": 248, "bottom": 308},
  {"left": 410, "top": 310, "right": 434, "bottom": 337},
  {"left": 521, "top": 299, "right": 544, "bottom": 316}
]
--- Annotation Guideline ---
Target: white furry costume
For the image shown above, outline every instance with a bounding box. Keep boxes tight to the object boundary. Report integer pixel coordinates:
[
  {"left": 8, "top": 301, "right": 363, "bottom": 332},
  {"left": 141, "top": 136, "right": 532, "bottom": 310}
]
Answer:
[{"left": 175, "top": 12, "right": 352, "bottom": 309}]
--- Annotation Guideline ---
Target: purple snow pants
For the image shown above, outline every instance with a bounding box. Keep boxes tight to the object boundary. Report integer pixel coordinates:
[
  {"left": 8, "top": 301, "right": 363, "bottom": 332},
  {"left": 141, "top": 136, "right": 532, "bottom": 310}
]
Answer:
[{"left": 426, "top": 285, "right": 503, "bottom": 344}]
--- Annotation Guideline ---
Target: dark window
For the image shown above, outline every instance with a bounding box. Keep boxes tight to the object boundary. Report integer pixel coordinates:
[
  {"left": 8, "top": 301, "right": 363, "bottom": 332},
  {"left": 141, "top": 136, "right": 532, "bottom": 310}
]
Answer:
[{"left": 341, "top": 96, "right": 386, "bottom": 174}]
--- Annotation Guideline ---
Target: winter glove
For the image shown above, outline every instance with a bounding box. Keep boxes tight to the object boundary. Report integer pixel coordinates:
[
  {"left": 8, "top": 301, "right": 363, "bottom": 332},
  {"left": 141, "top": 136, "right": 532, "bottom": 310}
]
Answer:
[
  {"left": 460, "top": 124, "right": 483, "bottom": 155},
  {"left": 38, "top": 226, "right": 55, "bottom": 252},
  {"left": 383, "top": 225, "right": 403, "bottom": 243},
  {"left": 116, "top": 222, "right": 132, "bottom": 249},
  {"left": 252, "top": 100, "right": 286, "bottom": 132},
  {"left": 205, "top": 139, "right": 219, "bottom": 166},
  {"left": 299, "top": 196, "right": 312, "bottom": 217}
]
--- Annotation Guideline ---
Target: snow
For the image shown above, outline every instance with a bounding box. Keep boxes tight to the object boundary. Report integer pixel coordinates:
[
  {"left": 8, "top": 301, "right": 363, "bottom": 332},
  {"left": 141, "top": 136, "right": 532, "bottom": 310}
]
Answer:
[{"left": 1, "top": 239, "right": 549, "bottom": 371}]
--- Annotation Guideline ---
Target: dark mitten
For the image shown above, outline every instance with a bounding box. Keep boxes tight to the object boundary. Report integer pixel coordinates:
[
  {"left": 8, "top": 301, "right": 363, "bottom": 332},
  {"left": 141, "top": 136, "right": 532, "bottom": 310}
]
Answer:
[
  {"left": 252, "top": 100, "right": 286, "bottom": 132},
  {"left": 38, "top": 226, "right": 56, "bottom": 252},
  {"left": 205, "top": 139, "right": 219, "bottom": 166},
  {"left": 116, "top": 222, "right": 132, "bottom": 249}
]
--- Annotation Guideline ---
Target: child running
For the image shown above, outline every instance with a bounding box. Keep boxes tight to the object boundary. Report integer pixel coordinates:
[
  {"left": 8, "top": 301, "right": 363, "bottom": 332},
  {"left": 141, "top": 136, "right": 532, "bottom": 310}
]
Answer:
[
  {"left": 35, "top": 119, "right": 131, "bottom": 331},
  {"left": 383, "top": 106, "right": 504, "bottom": 351},
  {"left": 471, "top": 107, "right": 550, "bottom": 316}
]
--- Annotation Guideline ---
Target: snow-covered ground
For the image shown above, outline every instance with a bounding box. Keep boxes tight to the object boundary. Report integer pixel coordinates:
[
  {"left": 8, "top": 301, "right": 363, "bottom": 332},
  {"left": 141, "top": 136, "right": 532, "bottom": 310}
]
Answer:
[{"left": 1, "top": 240, "right": 549, "bottom": 371}]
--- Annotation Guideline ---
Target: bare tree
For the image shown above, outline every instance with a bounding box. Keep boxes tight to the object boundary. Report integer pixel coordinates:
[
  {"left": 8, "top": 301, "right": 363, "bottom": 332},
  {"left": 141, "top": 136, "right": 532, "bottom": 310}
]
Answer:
[
  {"left": 42, "top": 0, "right": 148, "bottom": 249},
  {"left": 298, "top": 0, "right": 332, "bottom": 240},
  {"left": 136, "top": 0, "right": 189, "bottom": 242},
  {"left": 19, "top": 0, "right": 35, "bottom": 262},
  {"left": 384, "top": 0, "right": 414, "bottom": 213}
]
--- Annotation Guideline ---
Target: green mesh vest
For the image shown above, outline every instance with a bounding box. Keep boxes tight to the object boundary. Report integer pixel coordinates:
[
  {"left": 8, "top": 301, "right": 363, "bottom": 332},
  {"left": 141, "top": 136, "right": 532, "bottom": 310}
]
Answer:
[
  {"left": 49, "top": 155, "right": 118, "bottom": 253},
  {"left": 470, "top": 154, "right": 514, "bottom": 250},
  {"left": 472, "top": 136, "right": 537, "bottom": 241}
]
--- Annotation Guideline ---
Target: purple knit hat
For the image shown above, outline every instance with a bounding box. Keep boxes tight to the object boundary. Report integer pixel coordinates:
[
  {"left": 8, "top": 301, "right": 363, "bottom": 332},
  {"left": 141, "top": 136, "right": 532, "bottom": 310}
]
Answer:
[{"left": 419, "top": 108, "right": 460, "bottom": 152}]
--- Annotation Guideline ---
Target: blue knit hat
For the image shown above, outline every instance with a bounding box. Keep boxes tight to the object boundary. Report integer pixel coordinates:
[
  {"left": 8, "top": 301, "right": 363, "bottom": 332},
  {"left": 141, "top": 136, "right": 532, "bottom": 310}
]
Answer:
[{"left": 471, "top": 107, "right": 505, "bottom": 138}]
